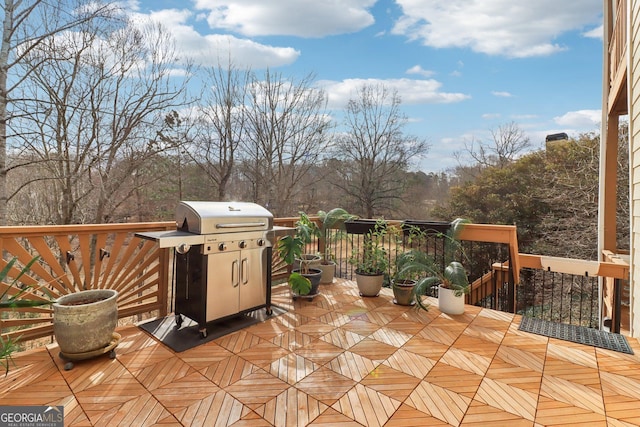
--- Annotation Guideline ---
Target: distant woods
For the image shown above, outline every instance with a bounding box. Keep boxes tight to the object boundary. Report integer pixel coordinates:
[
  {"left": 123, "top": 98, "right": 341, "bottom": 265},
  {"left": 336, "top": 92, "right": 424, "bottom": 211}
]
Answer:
[
  {"left": 3, "top": 1, "right": 433, "bottom": 224},
  {"left": 437, "top": 127, "right": 629, "bottom": 259}
]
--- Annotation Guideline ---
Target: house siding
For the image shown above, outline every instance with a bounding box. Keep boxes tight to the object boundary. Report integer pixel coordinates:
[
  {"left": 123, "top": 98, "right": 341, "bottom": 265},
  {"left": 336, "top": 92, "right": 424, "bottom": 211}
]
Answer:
[{"left": 630, "top": 0, "right": 640, "bottom": 336}]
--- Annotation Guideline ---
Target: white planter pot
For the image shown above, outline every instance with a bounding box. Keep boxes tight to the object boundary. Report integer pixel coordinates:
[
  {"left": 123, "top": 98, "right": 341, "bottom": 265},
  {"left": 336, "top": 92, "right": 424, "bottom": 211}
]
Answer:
[
  {"left": 355, "top": 272, "right": 384, "bottom": 297},
  {"left": 438, "top": 285, "right": 465, "bottom": 315},
  {"left": 318, "top": 262, "right": 336, "bottom": 284}
]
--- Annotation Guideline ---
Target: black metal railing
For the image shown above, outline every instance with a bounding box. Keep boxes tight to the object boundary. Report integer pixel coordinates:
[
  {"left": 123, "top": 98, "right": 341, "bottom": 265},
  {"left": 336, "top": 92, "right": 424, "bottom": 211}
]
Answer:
[{"left": 517, "top": 268, "right": 600, "bottom": 328}]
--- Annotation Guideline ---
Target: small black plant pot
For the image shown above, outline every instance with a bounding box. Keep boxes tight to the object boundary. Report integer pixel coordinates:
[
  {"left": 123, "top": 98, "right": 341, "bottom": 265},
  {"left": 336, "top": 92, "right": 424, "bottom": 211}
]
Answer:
[{"left": 292, "top": 268, "right": 322, "bottom": 299}]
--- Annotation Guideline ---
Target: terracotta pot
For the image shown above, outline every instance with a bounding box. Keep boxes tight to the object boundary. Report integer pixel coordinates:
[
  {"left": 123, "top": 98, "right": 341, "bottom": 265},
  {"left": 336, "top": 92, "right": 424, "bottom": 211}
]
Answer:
[
  {"left": 392, "top": 279, "right": 416, "bottom": 306},
  {"left": 438, "top": 285, "right": 465, "bottom": 315},
  {"left": 355, "top": 272, "right": 384, "bottom": 297},
  {"left": 53, "top": 289, "right": 118, "bottom": 354}
]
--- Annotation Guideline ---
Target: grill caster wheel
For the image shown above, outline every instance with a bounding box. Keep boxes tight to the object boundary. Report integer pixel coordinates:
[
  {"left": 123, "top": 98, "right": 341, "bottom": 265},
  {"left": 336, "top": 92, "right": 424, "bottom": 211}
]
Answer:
[
  {"left": 266, "top": 307, "right": 273, "bottom": 316},
  {"left": 200, "top": 329, "right": 207, "bottom": 338},
  {"left": 109, "top": 349, "right": 116, "bottom": 359},
  {"left": 175, "top": 314, "right": 183, "bottom": 328}
]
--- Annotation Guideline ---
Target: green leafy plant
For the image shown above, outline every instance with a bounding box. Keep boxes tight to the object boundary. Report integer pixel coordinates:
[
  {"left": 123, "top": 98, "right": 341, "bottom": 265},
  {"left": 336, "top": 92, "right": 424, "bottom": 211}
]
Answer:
[
  {"left": 389, "top": 224, "right": 428, "bottom": 282},
  {"left": 317, "top": 208, "right": 355, "bottom": 264},
  {"left": 400, "top": 218, "right": 471, "bottom": 311},
  {"left": 1, "top": 256, "right": 55, "bottom": 375},
  {"left": 287, "top": 272, "right": 312, "bottom": 296},
  {"left": 348, "top": 218, "right": 389, "bottom": 276},
  {"left": 277, "top": 212, "right": 322, "bottom": 295},
  {"left": 394, "top": 249, "right": 431, "bottom": 282}
]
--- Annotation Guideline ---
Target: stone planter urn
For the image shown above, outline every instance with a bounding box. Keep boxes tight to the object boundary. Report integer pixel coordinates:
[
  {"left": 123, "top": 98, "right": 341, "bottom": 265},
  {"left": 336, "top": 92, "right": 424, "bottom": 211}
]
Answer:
[{"left": 53, "top": 289, "right": 119, "bottom": 355}]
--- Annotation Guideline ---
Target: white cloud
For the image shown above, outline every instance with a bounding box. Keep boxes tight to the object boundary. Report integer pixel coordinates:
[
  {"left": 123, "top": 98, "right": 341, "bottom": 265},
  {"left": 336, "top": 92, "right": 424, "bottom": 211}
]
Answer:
[
  {"left": 482, "top": 113, "right": 501, "bottom": 119},
  {"left": 492, "top": 91, "right": 513, "bottom": 98},
  {"left": 553, "top": 109, "right": 601, "bottom": 129},
  {"left": 133, "top": 8, "right": 300, "bottom": 68},
  {"left": 406, "top": 65, "right": 435, "bottom": 77},
  {"left": 583, "top": 25, "right": 603, "bottom": 39},
  {"left": 391, "top": 0, "right": 601, "bottom": 58},
  {"left": 193, "top": 0, "right": 376, "bottom": 37},
  {"left": 317, "top": 78, "right": 470, "bottom": 108}
]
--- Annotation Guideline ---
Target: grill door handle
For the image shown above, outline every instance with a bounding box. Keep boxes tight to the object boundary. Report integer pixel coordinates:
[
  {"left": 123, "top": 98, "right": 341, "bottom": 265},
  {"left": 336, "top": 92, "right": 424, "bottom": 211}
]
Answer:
[
  {"left": 241, "top": 258, "right": 248, "bottom": 285},
  {"left": 216, "top": 222, "right": 265, "bottom": 229},
  {"left": 232, "top": 260, "right": 239, "bottom": 287}
]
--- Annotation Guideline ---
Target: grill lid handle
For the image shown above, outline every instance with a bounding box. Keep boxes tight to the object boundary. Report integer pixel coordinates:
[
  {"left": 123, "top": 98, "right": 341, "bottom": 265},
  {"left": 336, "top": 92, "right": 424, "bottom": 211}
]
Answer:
[{"left": 216, "top": 222, "right": 266, "bottom": 229}]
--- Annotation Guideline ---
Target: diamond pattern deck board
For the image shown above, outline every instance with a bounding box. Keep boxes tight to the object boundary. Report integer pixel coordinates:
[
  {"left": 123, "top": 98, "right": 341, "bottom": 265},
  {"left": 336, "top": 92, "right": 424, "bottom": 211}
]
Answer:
[{"left": 3, "top": 278, "right": 640, "bottom": 426}]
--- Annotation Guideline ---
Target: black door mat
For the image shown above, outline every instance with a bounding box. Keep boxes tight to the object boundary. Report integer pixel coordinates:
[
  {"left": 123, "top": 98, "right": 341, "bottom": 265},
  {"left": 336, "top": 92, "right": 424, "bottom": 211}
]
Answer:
[
  {"left": 518, "top": 316, "right": 633, "bottom": 354},
  {"left": 138, "top": 305, "right": 286, "bottom": 353}
]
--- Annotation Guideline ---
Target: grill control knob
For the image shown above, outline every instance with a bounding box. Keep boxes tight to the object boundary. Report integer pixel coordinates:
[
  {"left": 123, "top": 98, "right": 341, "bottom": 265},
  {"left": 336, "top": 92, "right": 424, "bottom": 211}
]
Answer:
[
  {"left": 176, "top": 243, "right": 191, "bottom": 254},
  {"left": 238, "top": 240, "right": 247, "bottom": 249},
  {"left": 218, "top": 243, "right": 226, "bottom": 251},
  {"left": 257, "top": 239, "right": 265, "bottom": 247}
]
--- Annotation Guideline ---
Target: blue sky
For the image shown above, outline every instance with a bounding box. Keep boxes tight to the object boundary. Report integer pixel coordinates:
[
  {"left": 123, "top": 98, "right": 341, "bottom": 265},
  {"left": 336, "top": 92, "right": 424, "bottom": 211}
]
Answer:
[{"left": 127, "top": 0, "right": 603, "bottom": 173}]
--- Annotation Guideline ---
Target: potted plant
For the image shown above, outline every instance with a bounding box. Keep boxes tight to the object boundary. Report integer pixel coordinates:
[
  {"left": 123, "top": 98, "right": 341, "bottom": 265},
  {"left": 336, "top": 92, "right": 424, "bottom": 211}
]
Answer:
[
  {"left": 411, "top": 218, "right": 471, "bottom": 314},
  {"left": 348, "top": 218, "right": 389, "bottom": 297},
  {"left": 317, "top": 208, "right": 355, "bottom": 284},
  {"left": 53, "top": 288, "right": 119, "bottom": 369},
  {"left": 277, "top": 212, "right": 322, "bottom": 299},
  {"left": 389, "top": 224, "right": 428, "bottom": 306},
  {"left": 1, "top": 255, "right": 120, "bottom": 371},
  {"left": 294, "top": 212, "right": 322, "bottom": 269}
]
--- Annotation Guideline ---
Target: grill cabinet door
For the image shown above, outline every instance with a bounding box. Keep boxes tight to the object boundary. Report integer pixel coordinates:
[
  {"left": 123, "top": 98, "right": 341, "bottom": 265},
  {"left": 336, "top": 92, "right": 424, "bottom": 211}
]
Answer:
[
  {"left": 206, "top": 250, "right": 241, "bottom": 321},
  {"left": 239, "top": 247, "right": 267, "bottom": 311}
]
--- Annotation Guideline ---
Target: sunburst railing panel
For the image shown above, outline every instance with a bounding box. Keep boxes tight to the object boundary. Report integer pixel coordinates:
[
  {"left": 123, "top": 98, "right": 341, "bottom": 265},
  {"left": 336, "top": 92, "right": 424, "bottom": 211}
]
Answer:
[{"left": 0, "top": 222, "right": 174, "bottom": 344}]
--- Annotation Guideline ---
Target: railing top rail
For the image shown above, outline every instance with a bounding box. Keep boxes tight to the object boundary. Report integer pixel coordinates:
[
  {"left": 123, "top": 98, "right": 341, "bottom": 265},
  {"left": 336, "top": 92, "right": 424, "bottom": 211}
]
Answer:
[
  {"left": 519, "top": 253, "right": 629, "bottom": 279},
  {"left": 0, "top": 221, "right": 176, "bottom": 237}
]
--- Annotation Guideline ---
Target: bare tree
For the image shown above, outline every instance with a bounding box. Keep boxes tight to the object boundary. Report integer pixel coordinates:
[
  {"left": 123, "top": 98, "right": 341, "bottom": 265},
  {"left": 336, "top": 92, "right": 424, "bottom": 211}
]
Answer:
[
  {"left": 242, "top": 70, "right": 331, "bottom": 216},
  {"left": 457, "top": 121, "right": 531, "bottom": 170},
  {"left": 332, "top": 84, "right": 429, "bottom": 218},
  {"left": 10, "top": 17, "right": 190, "bottom": 224},
  {"left": 188, "top": 62, "right": 250, "bottom": 200},
  {"left": 0, "top": 0, "right": 118, "bottom": 224}
]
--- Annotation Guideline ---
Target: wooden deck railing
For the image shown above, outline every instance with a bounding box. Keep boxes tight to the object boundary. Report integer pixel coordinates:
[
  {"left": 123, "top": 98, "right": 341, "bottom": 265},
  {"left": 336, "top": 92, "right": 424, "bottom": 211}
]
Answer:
[
  {"left": 0, "top": 218, "right": 633, "bottom": 350},
  {"left": 0, "top": 222, "right": 175, "bottom": 344}
]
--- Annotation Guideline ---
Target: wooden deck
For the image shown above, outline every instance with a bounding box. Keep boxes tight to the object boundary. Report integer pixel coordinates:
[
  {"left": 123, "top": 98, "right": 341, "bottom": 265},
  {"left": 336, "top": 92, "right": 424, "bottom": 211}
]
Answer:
[{"left": 3, "top": 278, "right": 640, "bottom": 426}]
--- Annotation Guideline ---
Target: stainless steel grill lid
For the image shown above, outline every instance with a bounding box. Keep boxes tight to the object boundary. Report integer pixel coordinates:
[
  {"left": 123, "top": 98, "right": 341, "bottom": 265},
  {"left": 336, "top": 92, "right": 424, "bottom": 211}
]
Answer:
[{"left": 176, "top": 201, "right": 274, "bottom": 235}]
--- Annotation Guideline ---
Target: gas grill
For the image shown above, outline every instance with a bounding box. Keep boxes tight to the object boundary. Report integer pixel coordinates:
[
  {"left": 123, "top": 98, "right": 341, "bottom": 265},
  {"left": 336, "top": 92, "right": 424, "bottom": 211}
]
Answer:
[{"left": 138, "top": 201, "right": 276, "bottom": 338}]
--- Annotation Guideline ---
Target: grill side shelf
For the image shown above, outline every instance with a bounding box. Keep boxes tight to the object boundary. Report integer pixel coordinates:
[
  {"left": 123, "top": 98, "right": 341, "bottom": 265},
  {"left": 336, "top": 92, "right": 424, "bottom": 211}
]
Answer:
[{"left": 135, "top": 231, "right": 205, "bottom": 248}]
